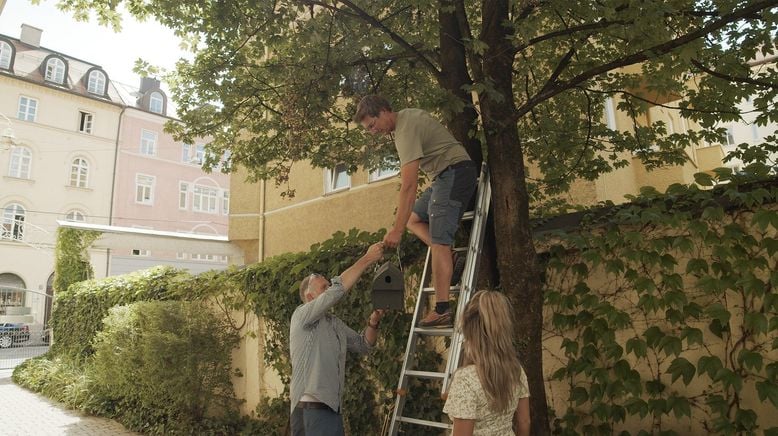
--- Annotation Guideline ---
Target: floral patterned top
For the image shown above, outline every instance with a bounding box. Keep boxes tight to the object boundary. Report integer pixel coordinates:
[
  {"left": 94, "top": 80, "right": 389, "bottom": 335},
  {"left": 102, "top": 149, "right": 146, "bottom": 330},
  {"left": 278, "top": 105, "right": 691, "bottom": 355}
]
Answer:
[{"left": 443, "top": 365, "right": 530, "bottom": 435}]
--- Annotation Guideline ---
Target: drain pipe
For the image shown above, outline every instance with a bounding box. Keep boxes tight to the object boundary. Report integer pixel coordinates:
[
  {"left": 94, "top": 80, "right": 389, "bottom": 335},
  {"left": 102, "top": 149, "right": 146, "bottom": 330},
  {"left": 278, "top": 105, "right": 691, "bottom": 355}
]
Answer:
[{"left": 106, "top": 106, "right": 126, "bottom": 276}]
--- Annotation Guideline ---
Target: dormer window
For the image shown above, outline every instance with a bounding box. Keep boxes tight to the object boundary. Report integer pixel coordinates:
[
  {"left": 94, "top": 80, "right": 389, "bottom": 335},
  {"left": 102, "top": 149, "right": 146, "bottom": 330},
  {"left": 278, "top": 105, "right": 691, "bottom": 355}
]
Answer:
[
  {"left": 44, "top": 56, "right": 66, "bottom": 84},
  {"left": 0, "top": 40, "right": 13, "bottom": 70},
  {"left": 86, "top": 69, "right": 107, "bottom": 95},
  {"left": 149, "top": 91, "right": 164, "bottom": 114}
]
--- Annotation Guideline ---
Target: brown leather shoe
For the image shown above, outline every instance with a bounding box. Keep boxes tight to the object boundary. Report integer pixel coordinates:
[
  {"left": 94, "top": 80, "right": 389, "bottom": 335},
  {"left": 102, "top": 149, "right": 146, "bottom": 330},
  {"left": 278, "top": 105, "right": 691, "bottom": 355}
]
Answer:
[{"left": 418, "top": 309, "right": 453, "bottom": 328}]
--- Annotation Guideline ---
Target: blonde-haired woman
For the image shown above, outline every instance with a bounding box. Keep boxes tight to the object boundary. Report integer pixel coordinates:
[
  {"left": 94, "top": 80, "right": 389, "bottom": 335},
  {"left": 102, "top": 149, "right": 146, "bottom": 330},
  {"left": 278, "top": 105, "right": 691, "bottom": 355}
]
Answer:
[{"left": 443, "top": 290, "right": 531, "bottom": 436}]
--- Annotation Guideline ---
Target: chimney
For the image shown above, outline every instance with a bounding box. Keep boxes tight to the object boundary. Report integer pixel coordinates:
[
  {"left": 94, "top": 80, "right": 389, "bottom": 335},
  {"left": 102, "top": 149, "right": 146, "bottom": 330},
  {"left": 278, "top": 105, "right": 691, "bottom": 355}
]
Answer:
[
  {"left": 139, "top": 77, "right": 161, "bottom": 93},
  {"left": 20, "top": 24, "right": 42, "bottom": 48}
]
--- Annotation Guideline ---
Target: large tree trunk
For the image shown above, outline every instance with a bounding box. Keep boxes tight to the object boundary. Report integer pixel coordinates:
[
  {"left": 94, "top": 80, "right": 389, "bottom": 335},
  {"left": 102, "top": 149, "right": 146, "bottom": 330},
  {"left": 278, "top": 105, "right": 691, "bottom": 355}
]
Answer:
[
  {"left": 480, "top": 0, "right": 550, "bottom": 434},
  {"left": 437, "top": 0, "right": 482, "bottom": 165}
]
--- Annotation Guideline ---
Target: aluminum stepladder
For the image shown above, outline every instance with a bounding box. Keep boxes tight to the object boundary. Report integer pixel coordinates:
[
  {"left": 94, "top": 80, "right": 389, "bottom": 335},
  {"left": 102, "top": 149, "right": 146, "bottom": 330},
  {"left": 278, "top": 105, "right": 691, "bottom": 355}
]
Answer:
[{"left": 387, "top": 162, "right": 491, "bottom": 435}]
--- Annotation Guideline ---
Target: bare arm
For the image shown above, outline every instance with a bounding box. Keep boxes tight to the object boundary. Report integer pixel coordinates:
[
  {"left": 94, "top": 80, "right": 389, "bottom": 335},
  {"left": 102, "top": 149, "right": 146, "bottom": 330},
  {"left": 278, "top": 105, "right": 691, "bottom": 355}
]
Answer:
[
  {"left": 384, "top": 160, "right": 420, "bottom": 247},
  {"left": 339, "top": 242, "right": 384, "bottom": 290},
  {"left": 513, "top": 397, "right": 530, "bottom": 436},
  {"left": 452, "top": 418, "right": 475, "bottom": 436}
]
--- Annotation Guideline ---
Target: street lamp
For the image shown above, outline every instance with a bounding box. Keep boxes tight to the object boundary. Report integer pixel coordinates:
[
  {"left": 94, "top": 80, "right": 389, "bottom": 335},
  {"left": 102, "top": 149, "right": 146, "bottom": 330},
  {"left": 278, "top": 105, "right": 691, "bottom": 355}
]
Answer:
[{"left": 1, "top": 112, "right": 16, "bottom": 150}]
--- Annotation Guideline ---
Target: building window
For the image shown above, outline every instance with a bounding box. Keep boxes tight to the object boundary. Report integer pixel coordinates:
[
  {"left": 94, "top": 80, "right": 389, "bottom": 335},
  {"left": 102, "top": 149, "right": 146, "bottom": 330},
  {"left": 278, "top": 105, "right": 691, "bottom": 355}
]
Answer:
[
  {"left": 135, "top": 174, "right": 155, "bottom": 204},
  {"left": 0, "top": 273, "right": 25, "bottom": 308},
  {"left": 0, "top": 40, "right": 12, "bottom": 70},
  {"left": 725, "top": 127, "right": 736, "bottom": 147},
  {"left": 78, "top": 111, "right": 93, "bottom": 134},
  {"left": 65, "top": 210, "right": 86, "bottom": 222},
  {"left": 222, "top": 190, "right": 230, "bottom": 215},
  {"left": 69, "top": 158, "right": 89, "bottom": 188},
  {"left": 192, "top": 185, "right": 219, "bottom": 213},
  {"left": 179, "top": 182, "right": 189, "bottom": 209},
  {"left": 17, "top": 96, "right": 37, "bottom": 121},
  {"left": 325, "top": 163, "right": 350, "bottom": 193},
  {"left": 182, "top": 143, "right": 192, "bottom": 162},
  {"left": 140, "top": 129, "right": 157, "bottom": 156},
  {"left": 44, "top": 57, "right": 66, "bottom": 84},
  {"left": 8, "top": 146, "right": 32, "bottom": 179},
  {"left": 369, "top": 157, "right": 399, "bottom": 182},
  {"left": 194, "top": 144, "right": 205, "bottom": 165},
  {"left": 149, "top": 91, "right": 164, "bottom": 114},
  {"left": 604, "top": 97, "right": 617, "bottom": 130},
  {"left": 131, "top": 249, "right": 150, "bottom": 256},
  {"left": 87, "top": 70, "right": 106, "bottom": 95},
  {"left": 1, "top": 203, "right": 25, "bottom": 241}
]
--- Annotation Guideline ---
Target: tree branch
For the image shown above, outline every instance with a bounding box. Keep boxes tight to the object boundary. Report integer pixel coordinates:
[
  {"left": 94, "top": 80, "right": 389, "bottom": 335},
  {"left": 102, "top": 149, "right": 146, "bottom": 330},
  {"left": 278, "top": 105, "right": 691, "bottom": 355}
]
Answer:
[
  {"left": 513, "top": 0, "right": 778, "bottom": 122},
  {"left": 691, "top": 59, "right": 778, "bottom": 90}
]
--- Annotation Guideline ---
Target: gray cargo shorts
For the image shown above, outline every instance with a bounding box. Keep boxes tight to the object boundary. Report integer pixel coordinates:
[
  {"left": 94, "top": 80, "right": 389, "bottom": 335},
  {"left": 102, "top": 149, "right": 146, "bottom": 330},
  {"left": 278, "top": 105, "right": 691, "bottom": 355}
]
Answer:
[{"left": 413, "top": 160, "right": 478, "bottom": 245}]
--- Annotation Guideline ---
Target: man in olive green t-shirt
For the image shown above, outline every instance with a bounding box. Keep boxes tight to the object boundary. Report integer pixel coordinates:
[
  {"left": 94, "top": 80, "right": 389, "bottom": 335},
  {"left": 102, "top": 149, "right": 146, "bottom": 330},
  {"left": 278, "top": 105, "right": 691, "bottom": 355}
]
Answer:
[{"left": 354, "top": 95, "right": 477, "bottom": 327}]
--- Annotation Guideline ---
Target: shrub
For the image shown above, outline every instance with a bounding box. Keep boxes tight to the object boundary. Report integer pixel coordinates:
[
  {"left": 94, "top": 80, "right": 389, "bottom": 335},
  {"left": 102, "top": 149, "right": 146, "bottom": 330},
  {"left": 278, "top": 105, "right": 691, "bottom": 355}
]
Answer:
[{"left": 91, "top": 300, "right": 241, "bottom": 434}]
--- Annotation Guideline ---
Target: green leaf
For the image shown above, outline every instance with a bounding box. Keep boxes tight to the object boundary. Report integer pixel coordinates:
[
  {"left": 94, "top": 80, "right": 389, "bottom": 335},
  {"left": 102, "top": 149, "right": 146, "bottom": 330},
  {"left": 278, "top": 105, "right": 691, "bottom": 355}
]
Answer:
[
  {"left": 659, "top": 336, "right": 682, "bottom": 357},
  {"left": 643, "top": 326, "right": 665, "bottom": 348},
  {"left": 626, "top": 338, "right": 647, "bottom": 358},
  {"left": 694, "top": 172, "right": 714, "bottom": 186},
  {"left": 668, "top": 395, "right": 692, "bottom": 418},
  {"left": 570, "top": 386, "right": 589, "bottom": 405},
  {"left": 752, "top": 209, "right": 778, "bottom": 231},
  {"left": 705, "top": 303, "right": 731, "bottom": 324},
  {"left": 698, "top": 355, "right": 723, "bottom": 379},
  {"left": 685, "top": 258, "right": 709, "bottom": 274},
  {"left": 668, "top": 357, "right": 696, "bottom": 385},
  {"left": 680, "top": 327, "right": 703, "bottom": 347},
  {"left": 737, "top": 349, "right": 764, "bottom": 372},
  {"left": 744, "top": 312, "right": 768, "bottom": 335}
]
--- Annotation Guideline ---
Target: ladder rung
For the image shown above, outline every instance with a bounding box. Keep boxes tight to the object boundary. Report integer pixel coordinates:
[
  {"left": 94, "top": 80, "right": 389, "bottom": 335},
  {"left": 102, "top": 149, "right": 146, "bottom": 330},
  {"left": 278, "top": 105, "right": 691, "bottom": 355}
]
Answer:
[
  {"left": 404, "top": 370, "right": 446, "bottom": 379},
  {"left": 461, "top": 210, "right": 474, "bottom": 220},
  {"left": 422, "top": 285, "right": 460, "bottom": 293},
  {"left": 453, "top": 246, "right": 468, "bottom": 253},
  {"left": 395, "top": 416, "right": 452, "bottom": 429},
  {"left": 413, "top": 327, "right": 453, "bottom": 336}
]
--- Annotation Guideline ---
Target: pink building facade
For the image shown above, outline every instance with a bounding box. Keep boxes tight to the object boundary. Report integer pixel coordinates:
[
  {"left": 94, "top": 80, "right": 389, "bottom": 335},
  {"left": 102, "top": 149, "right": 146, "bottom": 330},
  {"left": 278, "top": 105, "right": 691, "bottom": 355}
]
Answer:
[{"left": 110, "top": 78, "right": 230, "bottom": 275}]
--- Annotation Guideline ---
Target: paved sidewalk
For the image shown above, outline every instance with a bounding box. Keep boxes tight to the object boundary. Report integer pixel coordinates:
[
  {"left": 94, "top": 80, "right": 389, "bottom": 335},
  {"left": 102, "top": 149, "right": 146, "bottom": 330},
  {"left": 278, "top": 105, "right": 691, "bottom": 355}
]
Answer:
[{"left": 0, "top": 369, "right": 139, "bottom": 436}]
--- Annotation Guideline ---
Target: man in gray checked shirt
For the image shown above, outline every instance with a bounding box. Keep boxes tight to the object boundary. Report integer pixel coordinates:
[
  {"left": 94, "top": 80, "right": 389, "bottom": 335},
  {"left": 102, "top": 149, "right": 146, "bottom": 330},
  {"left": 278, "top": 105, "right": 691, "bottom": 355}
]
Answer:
[{"left": 290, "top": 242, "right": 385, "bottom": 436}]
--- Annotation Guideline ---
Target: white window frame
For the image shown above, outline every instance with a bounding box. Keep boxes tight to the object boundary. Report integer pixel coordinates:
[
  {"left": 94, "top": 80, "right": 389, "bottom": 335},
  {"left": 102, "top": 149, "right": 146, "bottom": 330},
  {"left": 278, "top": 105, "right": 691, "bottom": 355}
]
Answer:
[
  {"left": 65, "top": 210, "right": 86, "bottom": 222},
  {"left": 179, "top": 182, "right": 189, "bottom": 210},
  {"left": 135, "top": 174, "right": 155, "bottom": 205},
  {"left": 194, "top": 144, "right": 205, "bottom": 165},
  {"left": 78, "top": 111, "right": 93, "bottom": 134},
  {"left": 140, "top": 129, "right": 158, "bottom": 156},
  {"left": 192, "top": 184, "right": 219, "bottom": 214},
  {"left": 149, "top": 91, "right": 164, "bottom": 114},
  {"left": 182, "top": 143, "right": 192, "bottom": 162},
  {"left": 325, "top": 163, "right": 350, "bottom": 193},
  {"left": 45, "top": 57, "right": 65, "bottom": 84},
  {"left": 0, "top": 41, "right": 12, "bottom": 70},
  {"left": 222, "top": 190, "right": 230, "bottom": 215},
  {"left": 604, "top": 97, "right": 617, "bottom": 130},
  {"left": 87, "top": 70, "right": 106, "bottom": 95},
  {"left": 369, "top": 157, "right": 400, "bottom": 182},
  {"left": 131, "top": 249, "right": 150, "bottom": 257},
  {"left": 1, "top": 203, "right": 25, "bottom": 241},
  {"left": 69, "top": 158, "right": 89, "bottom": 188},
  {"left": 17, "top": 96, "right": 37, "bottom": 122},
  {"left": 725, "top": 127, "right": 736, "bottom": 147},
  {"left": 8, "top": 146, "right": 32, "bottom": 179}
]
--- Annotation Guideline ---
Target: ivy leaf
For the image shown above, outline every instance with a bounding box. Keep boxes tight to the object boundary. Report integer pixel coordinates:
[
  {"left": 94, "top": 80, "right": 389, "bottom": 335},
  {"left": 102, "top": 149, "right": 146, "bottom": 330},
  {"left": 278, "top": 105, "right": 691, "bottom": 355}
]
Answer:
[
  {"left": 659, "top": 336, "right": 682, "bottom": 357},
  {"left": 694, "top": 172, "right": 714, "bottom": 186},
  {"left": 744, "top": 312, "right": 768, "bottom": 335},
  {"left": 570, "top": 386, "right": 589, "bottom": 405},
  {"left": 643, "top": 326, "right": 665, "bottom": 348},
  {"left": 737, "top": 349, "right": 764, "bottom": 372},
  {"left": 706, "top": 303, "right": 731, "bottom": 324},
  {"left": 698, "top": 355, "right": 723, "bottom": 379},
  {"left": 668, "top": 357, "right": 696, "bottom": 385},
  {"left": 680, "top": 327, "right": 703, "bottom": 347},
  {"left": 752, "top": 209, "right": 778, "bottom": 231},
  {"left": 624, "top": 397, "right": 649, "bottom": 418},
  {"left": 668, "top": 395, "right": 692, "bottom": 418},
  {"left": 685, "top": 258, "right": 709, "bottom": 274}
]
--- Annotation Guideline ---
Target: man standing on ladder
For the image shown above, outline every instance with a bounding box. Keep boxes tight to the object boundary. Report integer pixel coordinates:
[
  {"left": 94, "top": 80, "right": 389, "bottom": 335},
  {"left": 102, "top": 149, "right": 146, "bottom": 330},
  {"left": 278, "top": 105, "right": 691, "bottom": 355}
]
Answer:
[{"left": 355, "top": 95, "right": 477, "bottom": 327}]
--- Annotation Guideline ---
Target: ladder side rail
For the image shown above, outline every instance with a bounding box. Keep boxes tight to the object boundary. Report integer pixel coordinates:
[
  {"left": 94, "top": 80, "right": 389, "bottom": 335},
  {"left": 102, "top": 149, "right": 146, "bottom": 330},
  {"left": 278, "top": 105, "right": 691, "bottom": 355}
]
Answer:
[
  {"left": 442, "top": 166, "right": 491, "bottom": 392},
  {"left": 388, "top": 247, "right": 434, "bottom": 436}
]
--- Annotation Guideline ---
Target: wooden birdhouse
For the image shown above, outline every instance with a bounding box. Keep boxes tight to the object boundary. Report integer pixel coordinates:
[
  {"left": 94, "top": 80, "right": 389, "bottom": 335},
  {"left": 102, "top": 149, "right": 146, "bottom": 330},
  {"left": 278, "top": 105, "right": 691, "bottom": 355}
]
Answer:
[{"left": 371, "top": 261, "right": 404, "bottom": 310}]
